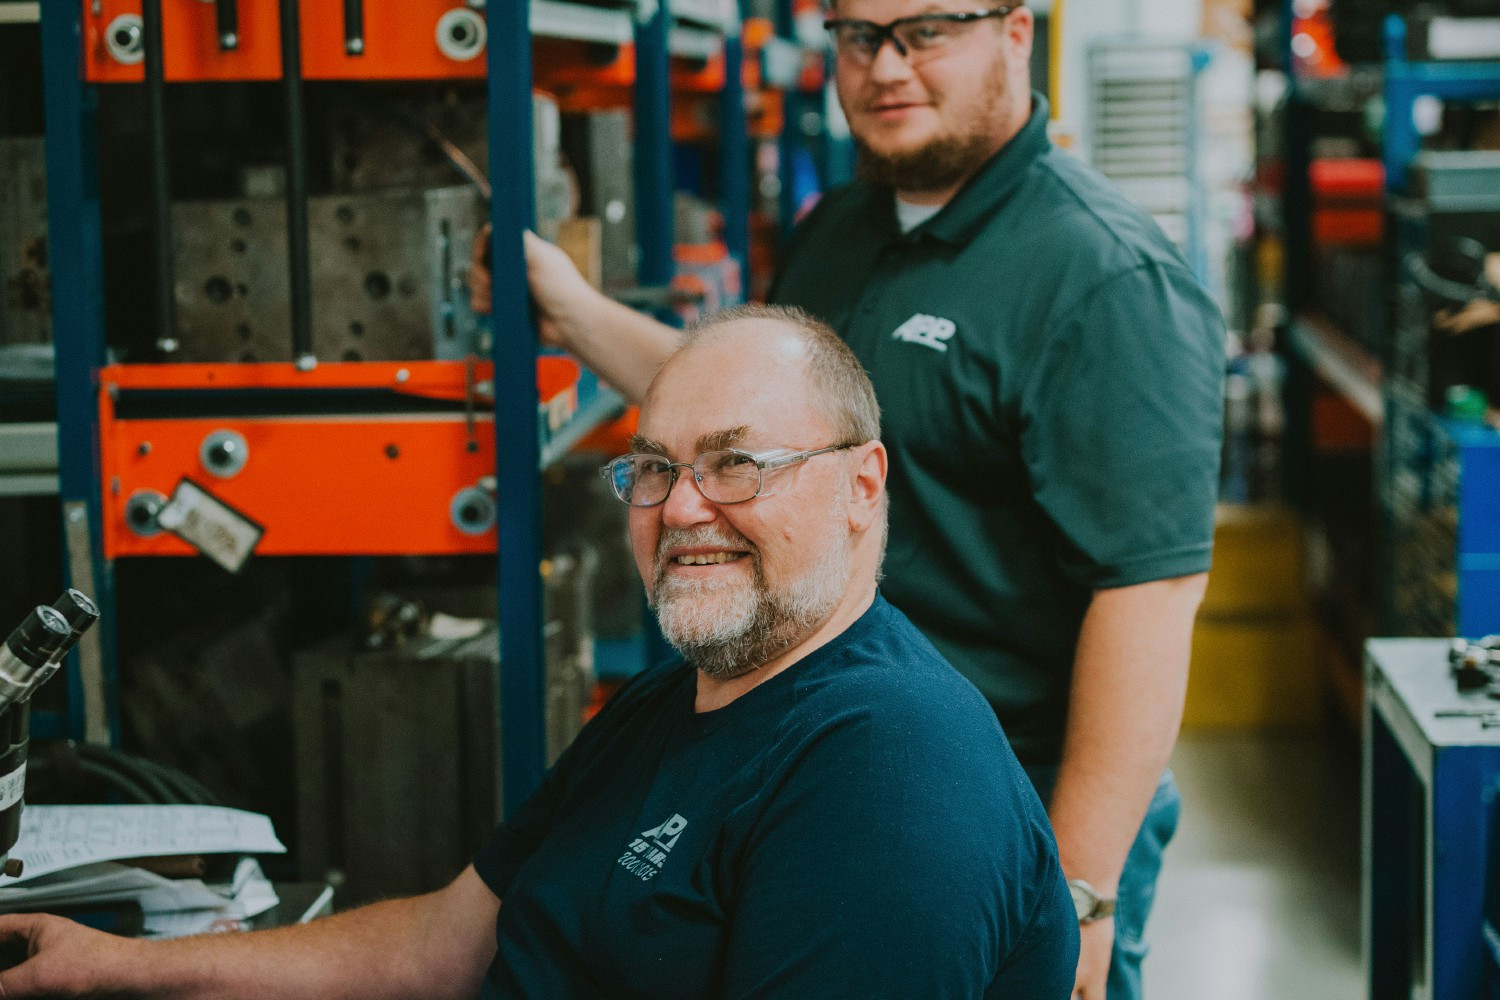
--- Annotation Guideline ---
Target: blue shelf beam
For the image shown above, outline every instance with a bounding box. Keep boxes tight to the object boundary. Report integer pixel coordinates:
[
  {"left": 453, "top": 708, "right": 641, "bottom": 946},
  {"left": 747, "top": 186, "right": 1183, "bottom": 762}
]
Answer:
[
  {"left": 1383, "top": 15, "right": 1500, "bottom": 193},
  {"left": 488, "top": 2, "right": 547, "bottom": 816},
  {"left": 634, "top": 1, "right": 676, "bottom": 298},
  {"left": 720, "top": 21, "right": 750, "bottom": 283},
  {"left": 39, "top": 0, "right": 117, "bottom": 745}
]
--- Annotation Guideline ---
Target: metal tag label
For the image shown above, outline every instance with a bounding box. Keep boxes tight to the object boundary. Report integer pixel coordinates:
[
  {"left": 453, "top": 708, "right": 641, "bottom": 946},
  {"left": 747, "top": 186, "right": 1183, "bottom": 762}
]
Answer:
[
  {"left": 0, "top": 761, "right": 26, "bottom": 812},
  {"left": 157, "top": 478, "right": 264, "bottom": 574}
]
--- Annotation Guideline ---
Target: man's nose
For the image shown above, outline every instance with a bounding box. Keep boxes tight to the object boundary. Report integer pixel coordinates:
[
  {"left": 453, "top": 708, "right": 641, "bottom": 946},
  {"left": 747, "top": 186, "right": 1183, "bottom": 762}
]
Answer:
[
  {"left": 867, "top": 35, "right": 916, "bottom": 84},
  {"left": 660, "top": 470, "right": 718, "bottom": 528}
]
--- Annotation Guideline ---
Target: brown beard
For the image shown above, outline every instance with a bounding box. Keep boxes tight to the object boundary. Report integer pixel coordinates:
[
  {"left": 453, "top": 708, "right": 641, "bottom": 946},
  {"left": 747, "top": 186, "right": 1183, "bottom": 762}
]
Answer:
[{"left": 854, "top": 129, "right": 997, "bottom": 195}]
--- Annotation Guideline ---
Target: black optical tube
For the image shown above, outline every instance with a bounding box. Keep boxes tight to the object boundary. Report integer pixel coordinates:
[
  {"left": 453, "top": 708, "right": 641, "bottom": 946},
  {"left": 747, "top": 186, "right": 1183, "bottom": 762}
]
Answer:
[
  {"left": 217, "top": 0, "right": 240, "bottom": 50},
  {"left": 278, "top": 0, "right": 315, "bottom": 368},
  {"left": 141, "top": 0, "right": 177, "bottom": 352},
  {"left": 344, "top": 0, "right": 366, "bottom": 55},
  {"left": 24, "top": 589, "right": 101, "bottom": 697}
]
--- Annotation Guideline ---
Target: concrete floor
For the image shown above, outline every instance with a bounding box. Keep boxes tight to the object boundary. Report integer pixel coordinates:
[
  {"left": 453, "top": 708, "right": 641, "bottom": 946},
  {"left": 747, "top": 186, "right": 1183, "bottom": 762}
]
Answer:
[{"left": 1144, "top": 730, "right": 1364, "bottom": 1000}]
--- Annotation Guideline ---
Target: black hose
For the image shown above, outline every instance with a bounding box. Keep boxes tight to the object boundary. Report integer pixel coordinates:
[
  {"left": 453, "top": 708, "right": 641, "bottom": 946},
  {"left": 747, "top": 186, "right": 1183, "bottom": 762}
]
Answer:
[
  {"left": 73, "top": 744, "right": 219, "bottom": 806},
  {"left": 78, "top": 758, "right": 157, "bottom": 805},
  {"left": 1405, "top": 252, "right": 1495, "bottom": 307},
  {"left": 83, "top": 748, "right": 177, "bottom": 803},
  {"left": 129, "top": 754, "right": 220, "bottom": 806}
]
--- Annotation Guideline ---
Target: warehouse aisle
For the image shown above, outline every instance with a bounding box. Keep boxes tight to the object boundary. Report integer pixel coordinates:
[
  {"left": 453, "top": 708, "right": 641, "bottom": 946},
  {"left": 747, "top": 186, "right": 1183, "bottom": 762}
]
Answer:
[{"left": 1145, "top": 731, "right": 1363, "bottom": 1000}]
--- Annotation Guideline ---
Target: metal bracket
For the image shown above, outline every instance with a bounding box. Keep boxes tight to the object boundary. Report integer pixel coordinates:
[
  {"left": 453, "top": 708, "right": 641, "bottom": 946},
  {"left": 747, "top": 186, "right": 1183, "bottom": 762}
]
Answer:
[{"left": 63, "top": 501, "right": 111, "bottom": 745}]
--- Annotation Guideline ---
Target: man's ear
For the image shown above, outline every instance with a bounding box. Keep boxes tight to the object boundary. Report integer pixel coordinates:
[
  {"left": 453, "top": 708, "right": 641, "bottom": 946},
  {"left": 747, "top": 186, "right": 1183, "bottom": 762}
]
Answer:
[
  {"left": 1006, "top": 5, "right": 1035, "bottom": 60},
  {"left": 846, "top": 441, "right": 888, "bottom": 533}
]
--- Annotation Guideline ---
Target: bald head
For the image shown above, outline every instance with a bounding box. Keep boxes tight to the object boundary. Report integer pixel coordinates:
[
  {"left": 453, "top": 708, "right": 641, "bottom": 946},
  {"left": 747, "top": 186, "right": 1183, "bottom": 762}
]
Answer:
[{"left": 647, "top": 305, "right": 882, "bottom": 449}]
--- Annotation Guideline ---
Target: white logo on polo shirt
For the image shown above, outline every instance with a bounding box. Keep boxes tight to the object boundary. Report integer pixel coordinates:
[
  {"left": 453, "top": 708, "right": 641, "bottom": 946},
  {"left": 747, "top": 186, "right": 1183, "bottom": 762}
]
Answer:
[
  {"left": 616, "top": 813, "right": 688, "bottom": 882},
  {"left": 892, "top": 313, "right": 957, "bottom": 352}
]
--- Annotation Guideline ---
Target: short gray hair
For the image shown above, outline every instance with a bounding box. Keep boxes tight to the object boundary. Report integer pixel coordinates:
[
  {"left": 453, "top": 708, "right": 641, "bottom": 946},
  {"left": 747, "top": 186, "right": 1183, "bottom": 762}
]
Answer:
[{"left": 684, "top": 304, "right": 882, "bottom": 446}]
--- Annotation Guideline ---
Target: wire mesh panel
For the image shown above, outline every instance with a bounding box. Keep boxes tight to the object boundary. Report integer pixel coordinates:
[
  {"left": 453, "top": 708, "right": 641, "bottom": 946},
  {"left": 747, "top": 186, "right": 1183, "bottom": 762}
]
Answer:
[
  {"left": 1086, "top": 41, "right": 1202, "bottom": 266},
  {"left": 1384, "top": 392, "right": 1460, "bottom": 637}
]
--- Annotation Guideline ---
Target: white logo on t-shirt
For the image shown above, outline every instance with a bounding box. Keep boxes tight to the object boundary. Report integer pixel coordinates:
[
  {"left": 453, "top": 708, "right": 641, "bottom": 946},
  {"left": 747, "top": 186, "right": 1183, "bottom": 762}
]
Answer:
[
  {"left": 616, "top": 813, "right": 688, "bottom": 882},
  {"left": 892, "top": 313, "right": 958, "bottom": 352}
]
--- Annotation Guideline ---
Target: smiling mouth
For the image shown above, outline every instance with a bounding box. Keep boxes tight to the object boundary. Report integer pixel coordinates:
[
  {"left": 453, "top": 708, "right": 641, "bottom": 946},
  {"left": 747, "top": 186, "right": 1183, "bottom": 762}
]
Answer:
[{"left": 673, "top": 552, "right": 749, "bottom": 566}]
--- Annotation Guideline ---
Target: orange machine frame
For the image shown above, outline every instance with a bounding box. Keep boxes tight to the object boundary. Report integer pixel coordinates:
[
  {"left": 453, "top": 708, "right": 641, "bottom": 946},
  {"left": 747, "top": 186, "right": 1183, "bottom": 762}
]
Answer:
[
  {"left": 98, "top": 359, "right": 580, "bottom": 559},
  {"left": 84, "top": 0, "right": 489, "bottom": 83}
]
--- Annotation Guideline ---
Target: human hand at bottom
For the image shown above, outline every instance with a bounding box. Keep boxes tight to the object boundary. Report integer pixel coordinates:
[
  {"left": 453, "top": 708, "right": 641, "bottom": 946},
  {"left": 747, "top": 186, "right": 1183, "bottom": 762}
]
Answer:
[
  {"left": 1071, "top": 917, "right": 1113, "bottom": 999},
  {"left": 0, "top": 913, "right": 142, "bottom": 998}
]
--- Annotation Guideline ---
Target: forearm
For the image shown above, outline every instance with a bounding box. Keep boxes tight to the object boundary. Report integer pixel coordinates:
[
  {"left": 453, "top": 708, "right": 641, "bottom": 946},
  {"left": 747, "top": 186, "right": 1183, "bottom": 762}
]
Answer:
[
  {"left": 2, "top": 868, "right": 498, "bottom": 1000},
  {"left": 1046, "top": 574, "right": 1206, "bottom": 893},
  {"left": 552, "top": 291, "right": 681, "bottom": 404},
  {"left": 142, "top": 892, "right": 470, "bottom": 1000}
]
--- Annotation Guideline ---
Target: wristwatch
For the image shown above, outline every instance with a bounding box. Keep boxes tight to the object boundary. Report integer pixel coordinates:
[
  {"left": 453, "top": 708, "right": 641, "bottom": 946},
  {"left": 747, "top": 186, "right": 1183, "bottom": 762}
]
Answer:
[{"left": 1066, "top": 878, "right": 1116, "bottom": 924}]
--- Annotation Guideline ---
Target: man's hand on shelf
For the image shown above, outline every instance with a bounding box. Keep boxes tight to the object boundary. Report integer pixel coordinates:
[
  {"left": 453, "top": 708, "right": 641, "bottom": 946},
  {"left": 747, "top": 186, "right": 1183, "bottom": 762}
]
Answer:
[{"left": 469, "top": 225, "right": 604, "bottom": 355}]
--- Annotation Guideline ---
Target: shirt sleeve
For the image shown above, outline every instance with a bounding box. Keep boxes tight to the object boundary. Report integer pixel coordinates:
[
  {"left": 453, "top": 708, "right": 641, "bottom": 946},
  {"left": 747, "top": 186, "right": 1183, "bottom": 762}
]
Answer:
[
  {"left": 1018, "top": 261, "right": 1226, "bottom": 589},
  {"left": 471, "top": 664, "right": 675, "bottom": 897},
  {"left": 715, "top": 699, "right": 1079, "bottom": 999}
]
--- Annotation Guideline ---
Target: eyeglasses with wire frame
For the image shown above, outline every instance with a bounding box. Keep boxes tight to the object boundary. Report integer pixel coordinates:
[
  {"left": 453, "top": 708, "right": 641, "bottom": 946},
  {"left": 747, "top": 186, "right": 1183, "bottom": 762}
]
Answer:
[
  {"left": 601, "top": 444, "right": 860, "bottom": 508},
  {"left": 824, "top": 6, "right": 1017, "bottom": 66}
]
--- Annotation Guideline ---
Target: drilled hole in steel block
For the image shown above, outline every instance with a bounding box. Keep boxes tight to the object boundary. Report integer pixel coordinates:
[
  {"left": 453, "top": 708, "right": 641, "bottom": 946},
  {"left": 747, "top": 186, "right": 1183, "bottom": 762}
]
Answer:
[
  {"left": 364, "top": 272, "right": 392, "bottom": 301},
  {"left": 204, "top": 276, "right": 233, "bottom": 304}
]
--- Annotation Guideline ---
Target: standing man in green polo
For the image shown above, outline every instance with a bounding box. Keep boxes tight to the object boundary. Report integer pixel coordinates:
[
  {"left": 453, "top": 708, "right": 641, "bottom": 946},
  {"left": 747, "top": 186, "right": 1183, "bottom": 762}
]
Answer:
[{"left": 506, "top": 2, "right": 1226, "bottom": 997}]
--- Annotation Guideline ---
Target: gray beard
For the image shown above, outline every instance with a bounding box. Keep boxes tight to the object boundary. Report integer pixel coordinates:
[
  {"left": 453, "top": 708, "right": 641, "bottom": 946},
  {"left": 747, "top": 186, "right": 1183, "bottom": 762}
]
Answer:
[
  {"left": 854, "top": 129, "right": 997, "bottom": 196},
  {"left": 650, "top": 526, "right": 850, "bottom": 680}
]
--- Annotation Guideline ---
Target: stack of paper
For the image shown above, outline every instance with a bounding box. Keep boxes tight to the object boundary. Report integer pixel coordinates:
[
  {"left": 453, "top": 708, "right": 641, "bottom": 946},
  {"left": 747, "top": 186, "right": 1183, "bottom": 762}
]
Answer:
[{"left": 0, "top": 805, "right": 287, "bottom": 938}]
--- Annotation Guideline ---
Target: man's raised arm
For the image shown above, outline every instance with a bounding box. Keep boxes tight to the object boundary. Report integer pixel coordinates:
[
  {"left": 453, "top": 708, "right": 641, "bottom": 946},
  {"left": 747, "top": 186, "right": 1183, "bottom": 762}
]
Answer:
[
  {"left": 0, "top": 865, "right": 499, "bottom": 1000},
  {"left": 473, "top": 228, "right": 680, "bottom": 404}
]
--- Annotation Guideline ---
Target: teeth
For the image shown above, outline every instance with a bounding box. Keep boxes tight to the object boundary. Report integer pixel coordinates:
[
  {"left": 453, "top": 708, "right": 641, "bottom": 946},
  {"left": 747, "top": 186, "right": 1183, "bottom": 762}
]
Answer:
[{"left": 675, "top": 552, "right": 742, "bottom": 566}]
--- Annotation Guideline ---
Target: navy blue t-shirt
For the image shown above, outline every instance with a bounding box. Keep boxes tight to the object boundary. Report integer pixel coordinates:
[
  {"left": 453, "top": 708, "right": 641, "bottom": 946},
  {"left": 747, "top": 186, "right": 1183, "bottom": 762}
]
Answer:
[{"left": 473, "top": 595, "right": 1078, "bottom": 998}]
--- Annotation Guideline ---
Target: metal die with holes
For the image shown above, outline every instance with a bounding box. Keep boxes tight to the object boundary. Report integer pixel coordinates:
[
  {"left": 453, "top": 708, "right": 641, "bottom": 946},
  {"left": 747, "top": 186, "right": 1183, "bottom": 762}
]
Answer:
[
  {"left": 97, "top": 359, "right": 581, "bottom": 559},
  {"left": 171, "top": 186, "right": 484, "bottom": 364},
  {"left": 0, "top": 137, "right": 51, "bottom": 345}
]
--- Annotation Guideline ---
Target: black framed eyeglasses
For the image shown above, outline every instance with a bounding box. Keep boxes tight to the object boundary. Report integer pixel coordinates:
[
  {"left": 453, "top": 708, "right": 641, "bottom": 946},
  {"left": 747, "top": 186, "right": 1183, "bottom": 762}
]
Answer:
[
  {"left": 824, "top": 6, "right": 1017, "bottom": 66},
  {"left": 601, "top": 444, "right": 859, "bottom": 508}
]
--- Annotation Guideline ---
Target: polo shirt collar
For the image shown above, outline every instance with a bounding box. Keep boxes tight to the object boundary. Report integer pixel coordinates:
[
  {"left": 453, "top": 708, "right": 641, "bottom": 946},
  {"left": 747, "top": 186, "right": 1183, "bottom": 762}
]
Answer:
[
  {"left": 920, "top": 92, "right": 1052, "bottom": 246},
  {"left": 847, "top": 92, "right": 1052, "bottom": 247}
]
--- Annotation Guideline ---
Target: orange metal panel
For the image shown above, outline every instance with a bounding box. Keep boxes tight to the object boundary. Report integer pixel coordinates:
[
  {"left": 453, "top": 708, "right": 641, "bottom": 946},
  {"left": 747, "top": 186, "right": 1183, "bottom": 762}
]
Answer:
[
  {"left": 574, "top": 408, "right": 639, "bottom": 457},
  {"left": 100, "top": 414, "right": 500, "bottom": 557},
  {"left": 99, "top": 358, "right": 579, "bottom": 401},
  {"left": 98, "top": 358, "right": 582, "bottom": 558},
  {"left": 84, "top": 0, "right": 282, "bottom": 83},
  {"left": 743, "top": 18, "right": 775, "bottom": 49},
  {"left": 300, "top": 1, "right": 486, "bottom": 81},
  {"left": 85, "top": 0, "right": 487, "bottom": 83}
]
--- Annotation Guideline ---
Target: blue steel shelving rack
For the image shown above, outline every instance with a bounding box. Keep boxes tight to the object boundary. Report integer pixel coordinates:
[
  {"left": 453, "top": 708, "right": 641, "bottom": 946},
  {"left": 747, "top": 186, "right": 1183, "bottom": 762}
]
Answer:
[
  {"left": 1378, "top": 13, "right": 1500, "bottom": 641},
  {"left": 39, "top": 1, "right": 115, "bottom": 746},
  {"left": 37, "top": 1, "right": 759, "bottom": 814},
  {"left": 1344, "top": 17, "right": 1500, "bottom": 1000},
  {"left": 487, "top": 3, "right": 547, "bottom": 816}
]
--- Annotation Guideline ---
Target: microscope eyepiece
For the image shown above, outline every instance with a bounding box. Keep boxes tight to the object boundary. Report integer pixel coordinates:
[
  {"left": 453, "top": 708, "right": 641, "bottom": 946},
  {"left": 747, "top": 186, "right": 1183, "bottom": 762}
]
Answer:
[
  {"left": 3, "top": 607, "right": 70, "bottom": 669},
  {"left": 52, "top": 590, "right": 100, "bottom": 635}
]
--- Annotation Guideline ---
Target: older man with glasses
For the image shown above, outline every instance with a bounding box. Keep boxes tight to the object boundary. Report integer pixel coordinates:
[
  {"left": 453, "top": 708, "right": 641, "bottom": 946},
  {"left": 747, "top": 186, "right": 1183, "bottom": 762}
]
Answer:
[
  {"left": 0, "top": 307, "right": 1079, "bottom": 999},
  {"left": 505, "top": 3, "right": 1228, "bottom": 998}
]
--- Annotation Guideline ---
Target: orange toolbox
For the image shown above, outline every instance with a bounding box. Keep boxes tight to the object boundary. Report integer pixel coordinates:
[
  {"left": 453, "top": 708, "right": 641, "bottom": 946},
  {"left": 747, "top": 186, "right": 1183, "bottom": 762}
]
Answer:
[{"left": 98, "top": 358, "right": 581, "bottom": 559}]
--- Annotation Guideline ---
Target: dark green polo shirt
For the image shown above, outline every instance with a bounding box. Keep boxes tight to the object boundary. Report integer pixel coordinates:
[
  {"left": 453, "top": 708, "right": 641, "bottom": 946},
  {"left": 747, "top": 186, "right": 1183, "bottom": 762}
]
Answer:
[{"left": 770, "top": 96, "right": 1225, "bottom": 766}]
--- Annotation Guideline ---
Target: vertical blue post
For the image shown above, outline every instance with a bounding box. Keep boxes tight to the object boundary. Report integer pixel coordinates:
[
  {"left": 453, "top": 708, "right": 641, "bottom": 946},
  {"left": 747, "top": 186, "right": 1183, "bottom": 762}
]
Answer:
[
  {"left": 720, "top": 17, "right": 750, "bottom": 292},
  {"left": 40, "top": 1, "right": 117, "bottom": 743},
  {"left": 1383, "top": 15, "right": 1418, "bottom": 195},
  {"left": 635, "top": 1, "right": 676, "bottom": 297},
  {"left": 487, "top": 2, "right": 545, "bottom": 815},
  {"left": 774, "top": 0, "right": 798, "bottom": 236}
]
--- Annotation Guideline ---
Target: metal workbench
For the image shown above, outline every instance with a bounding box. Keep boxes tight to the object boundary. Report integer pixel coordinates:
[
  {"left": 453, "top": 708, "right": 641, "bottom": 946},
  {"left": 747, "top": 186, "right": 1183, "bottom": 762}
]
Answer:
[{"left": 1364, "top": 638, "right": 1500, "bottom": 999}]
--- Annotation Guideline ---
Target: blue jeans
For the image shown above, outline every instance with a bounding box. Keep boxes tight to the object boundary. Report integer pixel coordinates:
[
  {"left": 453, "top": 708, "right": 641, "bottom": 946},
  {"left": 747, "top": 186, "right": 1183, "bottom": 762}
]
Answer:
[{"left": 1023, "top": 766, "right": 1181, "bottom": 1000}]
